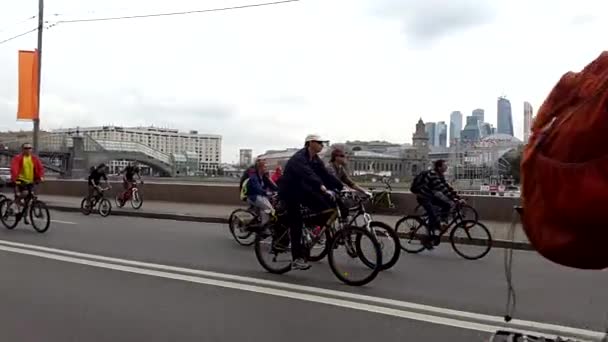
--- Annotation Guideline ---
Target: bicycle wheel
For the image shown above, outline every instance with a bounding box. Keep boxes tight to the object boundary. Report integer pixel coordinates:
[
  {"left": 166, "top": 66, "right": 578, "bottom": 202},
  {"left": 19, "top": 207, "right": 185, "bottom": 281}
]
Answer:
[
  {"left": 29, "top": 200, "right": 50, "bottom": 233},
  {"left": 98, "top": 198, "right": 112, "bottom": 217},
  {"left": 328, "top": 225, "right": 382, "bottom": 286},
  {"left": 307, "top": 227, "right": 331, "bottom": 262},
  {"left": 131, "top": 190, "right": 143, "bottom": 209},
  {"left": 228, "top": 209, "right": 256, "bottom": 246},
  {"left": 394, "top": 215, "right": 428, "bottom": 253},
  {"left": 0, "top": 200, "right": 20, "bottom": 229},
  {"left": 458, "top": 204, "right": 479, "bottom": 222},
  {"left": 80, "top": 197, "right": 93, "bottom": 215},
  {"left": 254, "top": 226, "right": 292, "bottom": 274},
  {"left": 115, "top": 193, "right": 125, "bottom": 208},
  {"left": 449, "top": 220, "right": 493, "bottom": 260},
  {"left": 356, "top": 221, "right": 400, "bottom": 271}
]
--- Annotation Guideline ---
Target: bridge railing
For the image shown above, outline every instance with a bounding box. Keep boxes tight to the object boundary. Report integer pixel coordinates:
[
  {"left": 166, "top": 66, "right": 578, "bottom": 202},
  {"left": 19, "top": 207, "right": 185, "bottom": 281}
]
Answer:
[{"left": 95, "top": 140, "right": 172, "bottom": 165}]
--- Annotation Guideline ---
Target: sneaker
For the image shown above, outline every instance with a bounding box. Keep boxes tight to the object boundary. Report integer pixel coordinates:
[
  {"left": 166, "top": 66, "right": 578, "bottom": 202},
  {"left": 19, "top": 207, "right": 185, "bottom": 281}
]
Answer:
[{"left": 291, "top": 258, "right": 311, "bottom": 270}]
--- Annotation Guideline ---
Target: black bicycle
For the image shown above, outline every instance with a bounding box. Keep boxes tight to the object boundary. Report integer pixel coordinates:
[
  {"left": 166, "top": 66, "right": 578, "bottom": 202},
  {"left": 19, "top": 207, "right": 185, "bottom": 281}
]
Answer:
[
  {"left": 335, "top": 191, "right": 401, "bottom": 270},
  {"left": 81, "top": 186, "right": 112, "bottom": 217},
  {"left": 228, "top": 193, "right": 280, "bottom": 247},
  {"left": 0, "top": 183, "right": 50, "bottom": 233},
  {"left": 414, "top": 202, "right": 479, "bottom": 222},
  {"left": 254, "top": 202, "right": 383, "bottom": 286},
  {"left": 395, "top": 202, "right": 492, "bottom": 260}
]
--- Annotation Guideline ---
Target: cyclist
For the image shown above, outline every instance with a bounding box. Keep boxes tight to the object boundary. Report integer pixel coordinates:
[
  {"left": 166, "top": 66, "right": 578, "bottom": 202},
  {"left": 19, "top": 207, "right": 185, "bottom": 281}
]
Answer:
[
  {"left": 121, "top": 163, "right": 142, "bottom": 192},
  {"left": 245, "top": 158, "right": 278, "bottom": 231},
  {"left": 10, "top": 143, "right": 45, "bottom": 224},
  {"left": 87, "top": 163, "right": 109, "bottom": 206},
  {"left": 278, "top": 134, "right": 343, "bottom": 270},
  {"left": 326, "top": 147, "right": 372, "bottom": 219},
  {"left": 411, "top": 159, "right": 464, "bottom": 248}
]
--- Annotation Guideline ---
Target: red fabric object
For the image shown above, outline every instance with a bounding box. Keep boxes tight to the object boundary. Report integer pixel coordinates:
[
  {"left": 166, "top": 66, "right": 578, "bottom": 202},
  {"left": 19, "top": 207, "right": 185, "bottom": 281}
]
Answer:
[
  {"left": 271, "top": 166, "right": 282, "bottom": 183},
  {"left": 521, "top": 51, "right": 608, "bottom": 270},
  {"left": 10, "top": 153, "right": 45, "bottom": 183}
]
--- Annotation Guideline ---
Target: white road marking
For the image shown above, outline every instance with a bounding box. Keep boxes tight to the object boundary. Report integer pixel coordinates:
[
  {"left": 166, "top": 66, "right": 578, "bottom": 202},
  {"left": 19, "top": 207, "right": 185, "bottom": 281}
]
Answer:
[
  {"left": 50, "top": 220, "right": 77, "bottom": 225},
  {"left": 0, "top": 239, "right": 602, "bottom": 341}
]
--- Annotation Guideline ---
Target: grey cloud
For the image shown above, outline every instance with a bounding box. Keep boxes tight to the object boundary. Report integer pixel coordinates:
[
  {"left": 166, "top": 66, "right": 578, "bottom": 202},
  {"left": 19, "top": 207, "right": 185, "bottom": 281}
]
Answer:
[{"left": 373, "top": 0, "right": 497, "bottom": 46}]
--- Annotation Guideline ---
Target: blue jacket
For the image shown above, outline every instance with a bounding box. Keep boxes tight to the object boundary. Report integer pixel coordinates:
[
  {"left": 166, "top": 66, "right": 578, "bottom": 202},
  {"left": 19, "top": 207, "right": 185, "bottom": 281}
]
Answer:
[{"left": 247, "top": 171, "right": 278, "bottom": 201}]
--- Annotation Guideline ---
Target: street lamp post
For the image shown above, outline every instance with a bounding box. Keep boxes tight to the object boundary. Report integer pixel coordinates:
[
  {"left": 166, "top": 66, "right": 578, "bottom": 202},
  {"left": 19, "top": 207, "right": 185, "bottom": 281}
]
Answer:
[{"left": 33, "top": 0, "right": 44, "bottom": 153}]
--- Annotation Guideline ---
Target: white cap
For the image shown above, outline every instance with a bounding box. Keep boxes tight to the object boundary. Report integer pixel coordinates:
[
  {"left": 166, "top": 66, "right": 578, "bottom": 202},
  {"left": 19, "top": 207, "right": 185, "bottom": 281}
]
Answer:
[{"left": 305, "top": 134, "right": 328, "bottom": 143}]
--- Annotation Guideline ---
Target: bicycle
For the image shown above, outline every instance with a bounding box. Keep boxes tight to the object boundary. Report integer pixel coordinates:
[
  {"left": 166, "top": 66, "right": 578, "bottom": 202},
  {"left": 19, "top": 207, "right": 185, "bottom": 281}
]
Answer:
[
  {"left": 414, "top": 202, "right": 479, "bottom": 222},
  {"left": 369, "top": 177, "right": 395, "bottom": 210},
  {"left": 395, "top": 201, "right": 493, "bottom": 260},
  {"left": 81, "top": 185, "right": 112, "bottom": 217},
  {"left": 253, "top": 198, "right": 383, "bottom": 286},
  {"left": 228, "top": 193, "right": 279, "bottom": 247},
  {"left": 0, "top": 183, "right": 51, "bottom": 233},
  {"left": 115, "top": 180, "right": 143, "bottom": 209},
  {"left": 317, "top": 190, "right": 401, "bottom": 271}
]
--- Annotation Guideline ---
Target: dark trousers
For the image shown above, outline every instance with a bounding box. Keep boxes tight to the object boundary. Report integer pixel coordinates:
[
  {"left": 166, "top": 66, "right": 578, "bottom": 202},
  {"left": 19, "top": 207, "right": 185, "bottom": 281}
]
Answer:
[
  {"left": 283, "top": 191, "right": 333, "bottom": 260},
  {"left": 417, "top": 196, "right": 451, "bottom": 233}
]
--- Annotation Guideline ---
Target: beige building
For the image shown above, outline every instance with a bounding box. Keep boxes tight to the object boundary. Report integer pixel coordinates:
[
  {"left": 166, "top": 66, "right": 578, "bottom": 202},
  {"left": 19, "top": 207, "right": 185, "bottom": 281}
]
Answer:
[
  {"left": 52, "top": 126, "right": 221, "bottom": 173},
  {"left": 258, "top": 119, "right": 430, "bottom": 181}
]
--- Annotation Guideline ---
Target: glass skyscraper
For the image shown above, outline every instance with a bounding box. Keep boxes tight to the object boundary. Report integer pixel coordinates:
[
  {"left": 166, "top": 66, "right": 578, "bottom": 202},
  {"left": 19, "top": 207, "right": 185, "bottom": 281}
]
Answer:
[{"left": 497, "top": 97, "right": 514, "bottom": 136}]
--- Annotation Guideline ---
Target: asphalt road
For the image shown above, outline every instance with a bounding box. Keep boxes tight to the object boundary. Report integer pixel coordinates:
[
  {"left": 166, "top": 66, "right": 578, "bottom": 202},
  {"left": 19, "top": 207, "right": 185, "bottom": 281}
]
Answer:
[{"left": 0, "top": 211, "right": 606, "bottom": 341}]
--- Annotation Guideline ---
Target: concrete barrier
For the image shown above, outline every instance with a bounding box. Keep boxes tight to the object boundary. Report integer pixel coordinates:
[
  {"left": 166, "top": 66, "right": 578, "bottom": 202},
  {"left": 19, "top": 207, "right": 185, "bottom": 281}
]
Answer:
[{"left": 32, "top": 180, "right": 521, "bottom": 222}]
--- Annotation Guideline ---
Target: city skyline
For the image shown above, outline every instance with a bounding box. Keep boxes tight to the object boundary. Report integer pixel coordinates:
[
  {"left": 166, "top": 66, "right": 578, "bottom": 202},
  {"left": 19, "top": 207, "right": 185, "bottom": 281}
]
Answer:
[{"left": 1, "top": 0, "right": 605, "bottom": 163}]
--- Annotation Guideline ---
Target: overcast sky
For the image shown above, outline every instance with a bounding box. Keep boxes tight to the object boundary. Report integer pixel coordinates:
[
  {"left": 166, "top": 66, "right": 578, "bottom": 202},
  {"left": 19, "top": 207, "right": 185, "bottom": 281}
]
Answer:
[{"left": 1, "top": 0, "right": 606, "bottom": 162}]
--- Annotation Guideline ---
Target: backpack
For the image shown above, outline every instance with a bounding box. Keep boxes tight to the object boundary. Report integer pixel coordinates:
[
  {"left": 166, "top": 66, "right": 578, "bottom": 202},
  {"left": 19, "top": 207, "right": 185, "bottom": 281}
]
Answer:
[
  {"left": 521, "top": 51, "right": 608, "bottom": 270},
  {"left": 240, "top": 178, "right": 249, "bottom": 202},
  {"left": 410, "top": 170, "right": 428, "bottom": 194}
]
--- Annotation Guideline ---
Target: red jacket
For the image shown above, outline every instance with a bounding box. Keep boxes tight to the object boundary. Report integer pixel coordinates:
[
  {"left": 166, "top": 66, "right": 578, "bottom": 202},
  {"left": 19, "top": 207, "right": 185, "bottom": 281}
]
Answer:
[{"left": 10, "top": 153, "right": 45, "bottom": 183}]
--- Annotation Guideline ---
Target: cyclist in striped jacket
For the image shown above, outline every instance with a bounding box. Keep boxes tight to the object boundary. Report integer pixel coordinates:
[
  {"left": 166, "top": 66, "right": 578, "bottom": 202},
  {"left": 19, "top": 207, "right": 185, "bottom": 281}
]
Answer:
[{"left": 412, "top": 160, "right": 465, "bottom": 245}]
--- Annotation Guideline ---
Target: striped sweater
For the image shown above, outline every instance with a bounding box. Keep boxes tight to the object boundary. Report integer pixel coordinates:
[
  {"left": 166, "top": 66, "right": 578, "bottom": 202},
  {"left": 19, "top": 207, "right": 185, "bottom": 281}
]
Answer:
[{"left": 417, "top": 170, "right": 460, "bottom": 200}]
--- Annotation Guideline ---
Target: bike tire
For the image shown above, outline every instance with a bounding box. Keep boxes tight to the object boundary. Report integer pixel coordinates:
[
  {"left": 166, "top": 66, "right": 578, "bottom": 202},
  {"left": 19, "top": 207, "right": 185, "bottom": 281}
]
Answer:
[
  {"left": 458, "top": 204, "right": 479, "bottom": 223},
  {"left": 98, "top": 198, "right": 112, "bottom": 217},
  {"left": 0, "top": 200, "right": 19, "bottom": 230},
  {"left": 449, "top": 220, "right": 493, "bottom": 260},
  {"left": 131, "top": 190, "right": 143, "bottom": 209},
  {"left": 356, "top": 221, "right": 401, "bottom": 271},
  {"left": 254, "top": 228, "right": 292, "bottom": 274},
  {"left": 307, "top": 228, "right": 331, "bottom": 262},
  {"left": 228, "top": 209, "right": 256, "bottom": 246},
  {"left": 29, "top": 200, "right": 50, "bottom": 233},
  {"left": 80, "top": 197, "right": 93, "bottom": 215},
  {"left": 394, "top": 215, "right": 428, "bottom": 253},
  {"left": 328, "top": 225, "right": 382, "bottom": 286}
]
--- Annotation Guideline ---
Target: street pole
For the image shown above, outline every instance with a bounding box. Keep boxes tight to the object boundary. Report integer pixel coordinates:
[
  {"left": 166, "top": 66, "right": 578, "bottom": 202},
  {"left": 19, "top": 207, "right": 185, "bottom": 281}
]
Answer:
[{"left": 33, "top": 0, "right": 44, "bottom": 153}]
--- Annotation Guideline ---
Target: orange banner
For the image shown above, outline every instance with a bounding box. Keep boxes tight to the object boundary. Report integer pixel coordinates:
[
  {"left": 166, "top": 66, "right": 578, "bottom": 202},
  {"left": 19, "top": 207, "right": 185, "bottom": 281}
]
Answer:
[{"left": 17, "top": 49, "right": 39, "bottom": 121}]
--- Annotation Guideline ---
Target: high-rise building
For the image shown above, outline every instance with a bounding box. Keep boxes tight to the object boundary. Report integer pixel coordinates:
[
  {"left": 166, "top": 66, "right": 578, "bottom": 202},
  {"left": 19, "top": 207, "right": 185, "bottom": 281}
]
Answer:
[
  {"left": 449, "top": 111, "right": 463, "bottom": 146},
  {"left": 461, "top": 116, "right": 481, "bottom": 143},
  {"left": 52, "top": 126, "right": 222, "bottom": 172},
  {"left": 239, "top": 149, "right": 253, "bottom": 167},
  {"left": 497, "top": 96, "right": 514, "bottom": 136},
  {"left": 524, "top": 102, "right": 534, "bottom": 143},
  {"left": 472, "top": 109, "right": 485, "bottom": 123},
  {"left": 437, "top": 121, "right": 447, "bottom": 148},
  {"left": 425, "top": 122, "right": 437, "bottom": 146}
]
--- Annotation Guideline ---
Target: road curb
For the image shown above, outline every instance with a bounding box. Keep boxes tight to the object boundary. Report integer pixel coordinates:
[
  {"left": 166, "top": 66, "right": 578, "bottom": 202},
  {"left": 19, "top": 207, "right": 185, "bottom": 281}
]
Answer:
[
  {"left": 48, "top": 203, "right": 532, "bottom": 251},
  {"left": 47, "top": 205, "right": 229, "bottom": 224}
]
